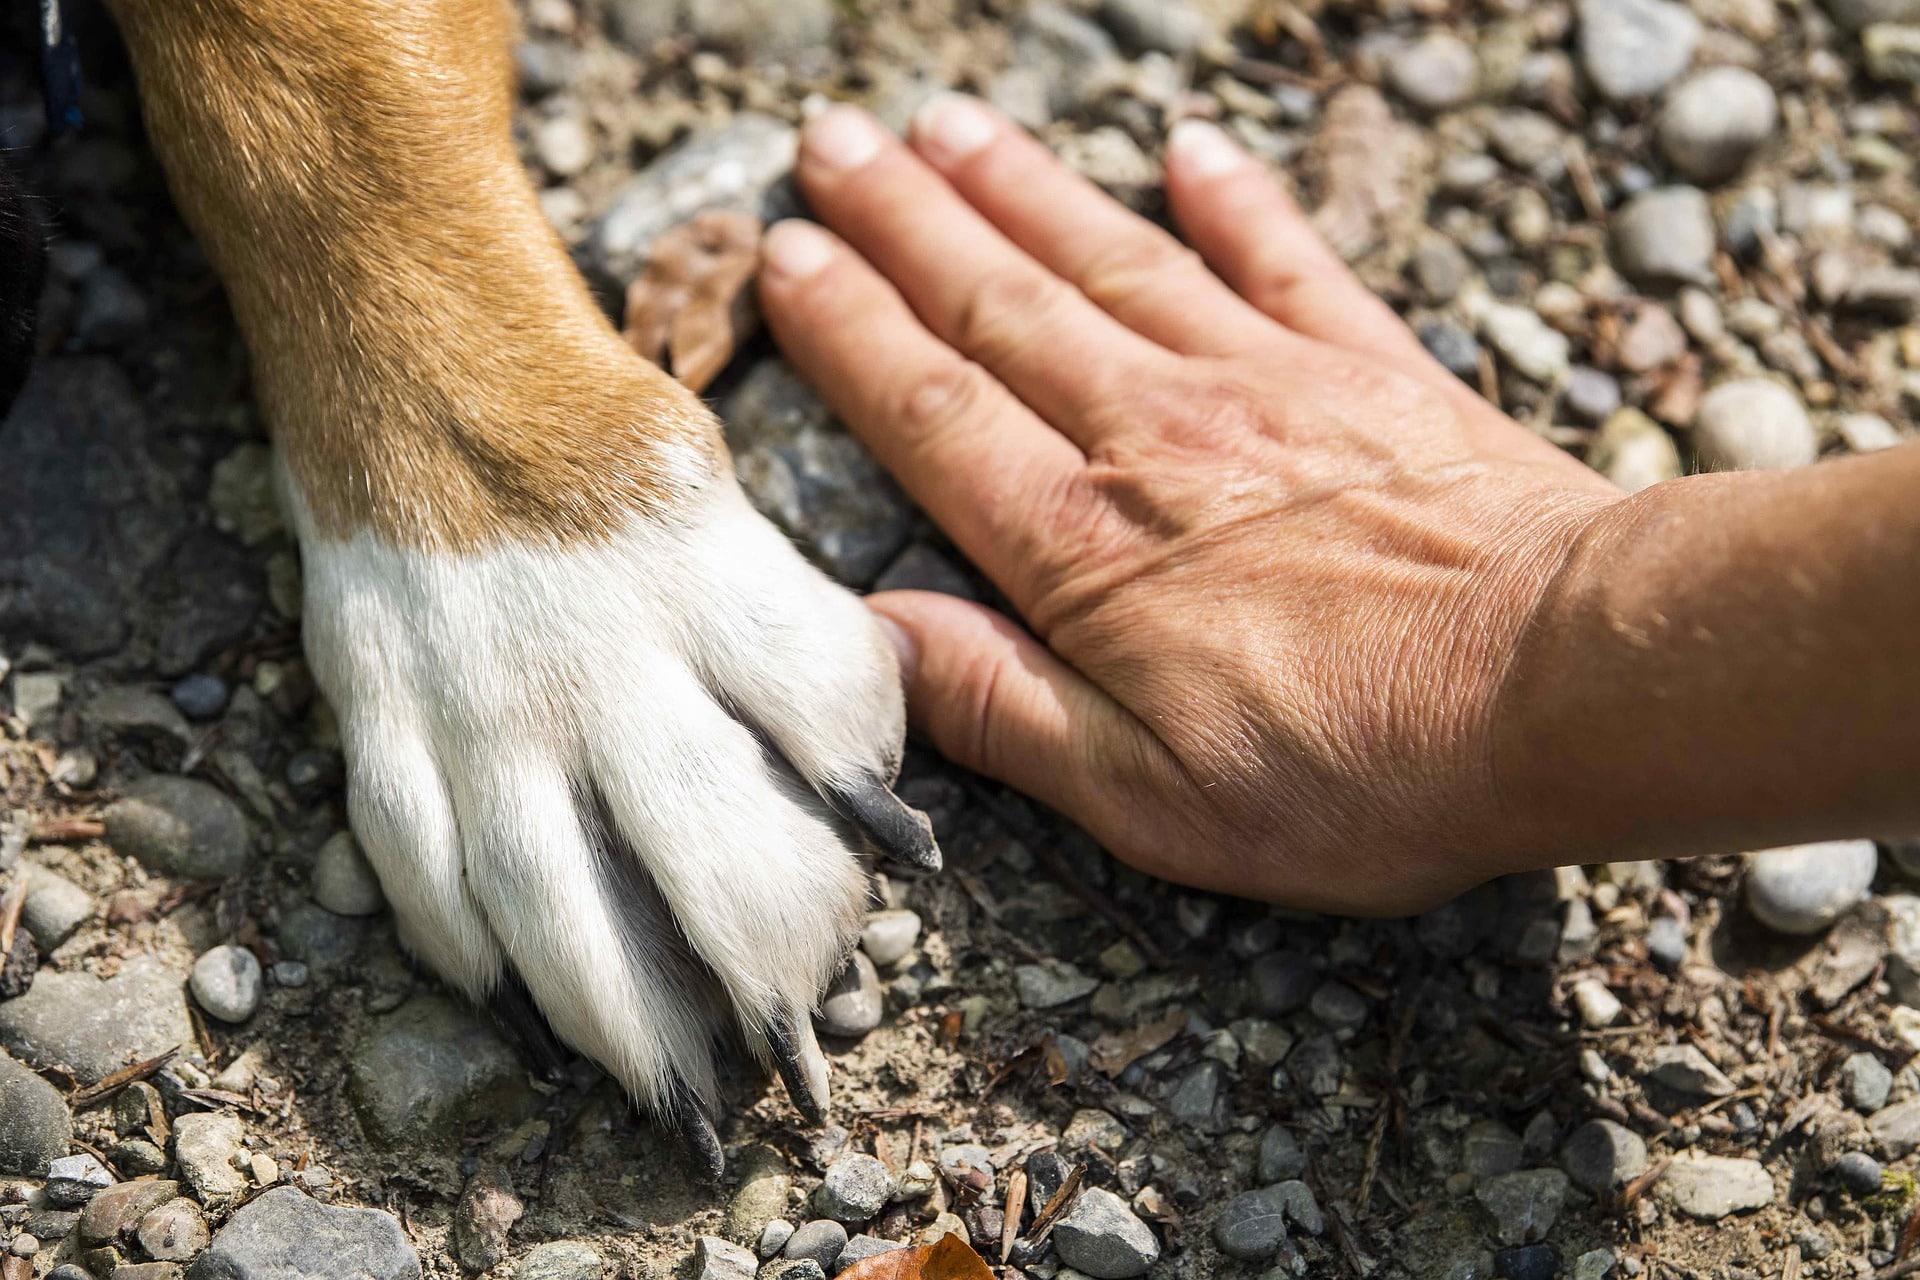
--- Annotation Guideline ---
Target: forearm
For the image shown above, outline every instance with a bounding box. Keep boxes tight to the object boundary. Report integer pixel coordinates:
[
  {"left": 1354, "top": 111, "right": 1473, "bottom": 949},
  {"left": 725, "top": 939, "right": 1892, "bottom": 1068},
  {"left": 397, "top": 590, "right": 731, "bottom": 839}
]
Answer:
[{"left": 1496, "top": 441, "right": 1920, "bottom": 868}]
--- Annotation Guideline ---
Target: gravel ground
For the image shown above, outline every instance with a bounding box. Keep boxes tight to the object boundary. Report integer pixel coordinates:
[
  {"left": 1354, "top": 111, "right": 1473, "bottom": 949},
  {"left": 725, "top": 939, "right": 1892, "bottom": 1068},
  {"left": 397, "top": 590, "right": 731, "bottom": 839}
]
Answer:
[{"left": 1, "top": 0, "right": 1918, "bottom": 1276}]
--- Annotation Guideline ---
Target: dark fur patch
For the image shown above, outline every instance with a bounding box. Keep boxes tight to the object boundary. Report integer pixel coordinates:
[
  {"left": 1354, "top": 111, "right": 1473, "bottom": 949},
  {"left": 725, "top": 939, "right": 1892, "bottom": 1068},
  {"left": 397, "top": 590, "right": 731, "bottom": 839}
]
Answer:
[{"left": 0, "top": 160, "right": 45, "bottom": 418}]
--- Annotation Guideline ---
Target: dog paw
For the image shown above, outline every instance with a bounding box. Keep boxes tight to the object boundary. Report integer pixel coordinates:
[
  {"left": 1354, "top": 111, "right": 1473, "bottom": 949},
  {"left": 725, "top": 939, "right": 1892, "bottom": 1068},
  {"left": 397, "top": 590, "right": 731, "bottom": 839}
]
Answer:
[{"left": 292, "top": 476, "right": 934, "bottom": 1170}]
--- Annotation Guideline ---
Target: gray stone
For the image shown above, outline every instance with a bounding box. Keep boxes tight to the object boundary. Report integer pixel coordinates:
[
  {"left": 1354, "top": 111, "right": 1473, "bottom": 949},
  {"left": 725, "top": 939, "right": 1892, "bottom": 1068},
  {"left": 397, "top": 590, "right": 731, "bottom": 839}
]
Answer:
[
  {"left": 1288, "top": 1034, "right": 1345, "bottom": 1096},
  {"left": 723, "top": 361, "right": 914, "bottom": 588},
  {"left": 310, "top": 833, "right": 385, "bottom": 917},
  {"left": 19, "top": 867, "right": 90, "bottom": 953},
  {"left": 0, "top": 958, "right": 192, "bottom": 1084},
  {"left": 1646, "top": 916, "right": 1688, "bottom": 968},
  {"left": 1015, "top": 959, "right": 1099, "bottom": 1009},
  {"left": 1695, "top": 381, "right": 1818, "bottom": 473},
  {"left": 1248, "top": 951, "right": 1315, "bottom": 1017},
  {"left": 1309, "top": 981, "right": 1368, "bottom": 1030},
  {"left": 1577, "top": 0, "right": 1700, "bottom": 102},
  {"left": 1274, "top": 1181, "right": 1322, "bottom": 1234},
  {"left": 1014, "top": 4, "right": 1123, "bottom": 117},
  {"left": 1386, "top": 33, "right": 1479, "bottom": 113},
  {"left": 274, "top": 899, "right": 367, "bottom": 974},
  {"left": 169, "top": 674, "right": 229, "bottom": 721},
  {"left": 814, "top": 1154, "right": 892, "bottom": 1223},
  {"left": 0, "top": 1050, "right": 70, "bottom": 1175},
  {"left": 1474, "top": 1169, "right": 1567, "bottom": 1246},
  {"left": 1612, "top": 187, "right": 1716, "bottom": 285},
  {"left": 1487, "top": 111, "right": 1565, "bottom": 174},
  {"left": 1657, "top": 68, "right": 1778, "bottom": 185},
  {"left": 1411, "top": 238, "right": 1473, "bottom": 304},
  {"left": 782, "top": 1219, "right": 849, "bottom": 1272},
  {"left": 1419, "top": 320, "right": 1482, "bottom": 381},
  {"left": 1833, "top": 1150, "right": 1884, "bottom": 1195},
  {"left": 1560, "top": 1120, "right": 1648, "bottom": 1192},
  {"left": 834, "top": 1236, "right": 906, "bottom": 1274},
  {"left": 817, "top": 951, "right": 883, "bottom": 1038},
  {"left": 452, "top": 1164, "right": 522, "bottom": 1272},
  {"left": 766, "top": 1263, "right": 827, "bottom": 1280},
  {"left": 73, "top": 266, "right": 148, "bottom": 349},
  {"left": 1564, "top": 367, "right": 1622, "bottom": 424},
  {"left": 1841, "top": 1052, "right": 1894, "bottom": 1113},
  {"left": 1588, "top": 410, "right": 1682, "bottom": 494},
  {"left": 759, "top": 1221, "right": 796, "bottom": 1258},
  {"left": 1826, "top": 0, "right": 1920, "bottom": 27},
  {"left": 139, "top": 1198, "right": 211, "bottom": 1261},
  {"left": 187, "top": 1185, "right": 420, "bottom": 1280},
  {"left": 1864, "top": 23, "right": 1920, "bottom": 82},
  {"left": 1646, "top": 1045, "right": 1736, "bottom": 1098},
  {"left": 1480, "top": 304, "right": 1569, "bottom": 384},
  {"left": 174, "top": 1111, "right": 249, "bottom": 1208},
  {"left": 516, "top": 1241, "right": 606, "bottom": 1280},
  {"left": 45, "top": 1153, "right": 113, "bottom": 1207},
  {"left": 105, "top": 776, "right": 251, "bottom": 880},
  {"left": 346, "top": 995, "right": 531, "bottom": 1147},
  {"left": 1658, "top": 1152, "right": 1773, "bottom": 1219},
  {"left": 722, "top": 1145, "right": 790, "bottom": 1244},
  {"left": 190, "top": 944, "right": 263, "bottom": 1023},
  {"left": 1054, "top": 1188, "right": 1159, "bottom": 1279},
  {"left": 1166, "top": 1061, "right": 1221, "bottom": 1128},
  {"left": 78, "top": 1178, "right": 180, "bottom": 1246},
  {"left": 1744, "top": 840, "right": 1876, "bottom": 932},
  {"left": 1258, "top": 1126, "right": 1308, "bottom": 1183},
  {"left": 1462, "top": 1121, "right": 1523, "bottom": 1182},
  {"left": 1096, "top": 0, "right": 1209, "bottom": 56},
  {"left": 1570, "top": 978, "right": 1622, "bottom": 1029},
  {"left": 1868, "top": 1098, "right": 1920, "bottom": 1157},
  {"left": 859, "top": 909, "right": 921, "bottom": 968},
  {"left": 695, "top": 1235, "right": 757, "bottom": 1280},
  {"left": 593, "top": 115, "right": 798, "bottom": 280},
  {"left": 1213, "top": 1186, "right": 1291, "bottom": 1262}
]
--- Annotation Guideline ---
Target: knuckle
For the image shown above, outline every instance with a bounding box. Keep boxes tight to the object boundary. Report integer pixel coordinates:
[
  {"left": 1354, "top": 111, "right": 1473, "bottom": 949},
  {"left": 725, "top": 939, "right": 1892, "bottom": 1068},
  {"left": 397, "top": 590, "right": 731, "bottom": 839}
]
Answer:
[
  {"left": 893, "top": 357, "right": 1000, "bottom": 442},
  {"left": 952, "top": 267, "right": 1066, "bottom": 364},
  {"left": 1077, "top": 235, "right": 1196, "bottom": 307}
]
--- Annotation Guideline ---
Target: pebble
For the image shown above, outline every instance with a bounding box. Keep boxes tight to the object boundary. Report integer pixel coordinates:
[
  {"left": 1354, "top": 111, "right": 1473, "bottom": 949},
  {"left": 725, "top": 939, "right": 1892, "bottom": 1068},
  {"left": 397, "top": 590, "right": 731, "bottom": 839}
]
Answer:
[
  {"left": 1657, "top": 68, "right": 1778, "bottom": 185},
  {"left": 190, "top": 944, "right": 263, "bottom": 1023},
  {"left": 1576, "top": 0, "right": 1700, "bottom": 103},
  {"left": 859, "top": 909, "right": 921, "bottom": 967},
  {"left": 192, "top": 1185, "right": 419, "bottom": 1280},
  {"left": 1827, "top": 0, "right": 1920, "bottom": 28},
  {"left": 452, "top": 1164, "right": 523, "bottom": 1272},
  {"left": 1213, "top": 1185, "right": 1293, "bottom": 1261},
  {"left": 1616, "top": 305, "right": 1688, "bottom": 373},
  {"left": 1494, "top": 1244, "right": 1560, "bottom": 1280},
  {"left": 1839, "top": 1052, "right": 1894, "bottom": 1114},
  {"left": 836, "top": 1236, "right": 907, "bottom": 1273},
  {"left": 1463, "top": 1122, "right": 1523, "bottom": 1182},
  {"left": 21, "top": 867, "right": 93, "bottom": 951},
  {"left": 45, "top": 1153, "right": 114, "bottom": 1207},
  {"left": 1095, "top": 0, "right": 1208, "bottom": 56},
  {"left": 1015, "top": 3, "right": 1124, "bottom": 117},
  {"left": 782, "top": 1219, "right": 849, "bottom": 1271},
  {"left": 311, "top": 832, "right": 385, "bottom": 917},
  {"left": 270, "top": 960, "right": 310, "bottom": 987},
  {"left": 77, "top": 1178, "right": 180, "bottom": 1245},
  {"left": 766, "top": 1262, "right": 827, "bottom": 1280},
  {"left": 1864, "top": 23, "right": 1920, "bottom": 83},
  {"left": 1015, "top": 959, "right": 1099, "bottom": 1009},
  {"left": 517, "top": 1242, "right": 606, "bottom": 1280},
  {"left": 1693, "top": 381, "right": 1818, "bottom": 473},
  {"left": 0, "top": 958, "right": 193, "bottom": 1085},
  {"left": 815, "top": 1154, "right": 892, "bottom": 1223},
  {"left": 1386, "top": 33, "right": 1480, "bottom": 113},
  {"left": 1259, "top": 1126, "right": 1309, "bottom": 1183},
  {"left": 1559, "top": 1119, "right": 1648, "bottom": 1192},
  {"left": 1309, "top": 981, "right": 1368, "bottom": 1030},
  {"left": 1646, "top": 1045, "right": 1736, "bottom": 1098},
  {"left": 1743, "top": 840, "right": 1876, "bottom": 933},
  {"left": 533, "top": 114, "right": 593, "bottom": 178},
  {"left": 817, "top": 952, "right": 883, "bottom": 1037},
  {"left": 1487, "top": 110, "right": 1565, "bottom": 175},
  {"left": 723, "top": 1146, "right": 791, "bottom": 1244},
  {"left": 1833, "top": 1150, "right": 1885, "bottom": 1196},
  {"left": 1474, "top": 1169, "right": 1567, "bottom": 1246},
  {"left": 175, "top": 1111, "right": 249, "bottom": 1208},
  {"left": 1612, "top": 189, "right": 1716, "bottom": 289},
  {"left": 1646, "top": 916, "right": 1688, "bottom": 969},
  {"left": 1419, "top": 320, "right": 1483, "bottom": 381},
  {"left": 137, "top": 1198, "right": 209, "bottom": 1261},
  {"left": 1838, "top": 413, "right": 1903, "bottom": 453},
  {"left": 759, "top": 1220, "right": 796, "bottom": 1258},
  {"left": 1569, "top": 979, "right": 1621, "bottom": 1029},
  {"left": 347, "top": 995, "right": 531, "bottom": 1146},
  {"left": 1563, "top": 368, "right": 1622, "bottom": 424},
  {"left": 274, "top": 899, "right": 366, "bottom": 973},
  {"left": 1658, "top": 1152, "right": 1774, "bottom": 1219},
  {"left": 0, "top": 1050, "right": 71, "bottom": 1175},
  {"left": 695, "top": 1235, "right": 758, "bottom": 1280},
  {"left": 1166, "top": 1060, "right": 1222, "bottom": 1127},
  {"left": 1480, "top": 304, "right": 1570, "bottom": 384},
  {"left": 74, "top": 266, "right": 150, "bottom": 349},
  {"left": 1053, "top": 1188, "right": 1160, "bottom": 1279},
  {"left": 593, "top": 115, "right": 797, "bottom": 280},
  {"left": 104, "top": 775, "right": 251, "bottom": 879},
  {"left": 1868, "top": 1098, "right": 1920, "bottom": 1156}
]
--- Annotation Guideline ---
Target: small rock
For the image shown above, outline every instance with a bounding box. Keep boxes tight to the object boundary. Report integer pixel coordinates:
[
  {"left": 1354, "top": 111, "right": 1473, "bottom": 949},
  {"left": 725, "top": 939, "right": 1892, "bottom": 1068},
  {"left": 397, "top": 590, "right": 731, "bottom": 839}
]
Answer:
[
  {"left": 1419, "top": 320, "right": 1483, "bottom": 381},
  {"left": 694, "top": 1235, "right": 758, "bottom": 1280},
  {"left": 1646, "top": 1045, "right": 1736, "bottom": 1098},
  {"left": 1096, "top": 0, "right": 1208, "bottom": 56},
  {"left": 1694, "top": 382, "right": 1818, "bottom": 473},
  {"left": 1577, "top": 0, "right": 1700, "bottom": 102},
  {"left": 1166, "top": 1060, "right": 1222, "bottom": 1128},
  {"left": 516, "top": 1242, "right": 606, "bottom": 1280},
  {"left": 765, "top": 1262, "right": 828, "bottom": 1280},
  {"left": 1248, "top": 951, "right": 1316, "bottom": 1017},
  {"left": 1053, "top": 1187, "right": 1160, "bottom": 1279},
  {"left": 1213, "top": 1186, "right": 1292, "bottom": 1262},
  {"left": 759, "top": 1221, "right": 796, "bottom": 1259},
  {"left": 105, "top": 776, "right": 251, "bottom": 880},
  {"left": 1259, "top": 1126, "right": 1308, "bottom": 1182},
  {"left": 273, "top": 899, "right": 365, "bottom": 973},
  {"left": 138, "top": 1198, "right": 210, "bottom": 1262},
  {"left": 1386, "top": 33, "right": 1479, "bottom": 113},
  {"left": 0, "top": 958, "right": 193, "bottom": 1085},
  {"left": 1864, "top": 23, "right": 1920, "bottom": 83},
  {"left": 533, "top": 114, "right": 593, "bottom": 178},
  {"left": 1015, "top": 959, "right": 1099, "bottom": 1010},
  {"left": 1616, "top": 305, "right": 1688, "bottom": 373},
  {"left": 1612, "top": 187, "right": 1716, "bottom": 285},
  {"left": 593, "top": 116, "right": 797, "bottom": 280},
  {"left": 1487, "top": 111, "right": 1565, "bottom": 175},
  {"left": 1462, "top": 1121, "right": 1524, "bottom": 1182},
  {"left": 346, "top": 995, "right": 531, "bottom": 1147},
  {"left": 45, "top": 1153, "right": 114, "bottom": 1207},
  {"left": 1744, "top": 840, "right": 1877, "bottom": 932},
  {"left": 1838, "top": 413, "right": 1903, "bottom": 453},
  {"left": 1833, "top": 1150, "right": 1885, "bottom": 1196},
  {"left": 20, "top": 867, "right": 93, "bottom": 951},
  {"left": 817, "top": 952, "right": 883, "bottom": 1038},
  {"left": 1015, "top": 3, "right": 1124, "bottom": 117},
  {"left": 169, "top": 674, "right": 229, "bottom": 721},
  {"left": 1569, "top": 979, "right": 1621, "bottom": 1029},
  {"left": 815, "top": 1154, "right": 892, "bottom": 1223},
  {"left": 834, "top": 1236, "right": 907, "bottom": 1274},
  {"left": 1658, "top": 1152, "right": 1774, "bottom": 1219},
  {"left": 1868, "top": 1098, "right": 1920, "bottom": 1157},
  {"left": 1564, "top": 368, "right": 1622, "bottom": 424},
  {"left": 0, "top": 1049, "right": 72, "bottom": 1174},
  {"left": 1560, "top": 1120, "right": 1648, "bottom": 1192},
  {"left": 1840, "top": 1052, "right": 1894, "bottom": 1113},
  {"left": 1826, "top": 0, "right": 1920, "bottom": 28},
  {"left": 187, "top": 1185, "right": 420, "bottom": 1280},
  {"left": 1480, "top": 304, "right": 1570, "bottom": 384},
  {"left": 1494, "top": 1244, "right": 1560, "bottom": 1280},
  {"left": 859, "top": 910, "right": 921, "bottom": 967},
  {"left": 723, "top": 1146, "right": 791, "bottom": 1244},
  {"left": 1274, "top": 1181, "right": 1322, "bottom": 1235},
  {"left": 78, "top": 1179, "right": 181, "bottom": 1246},
  {"left": 782, "top": 1220, "right": 849, "bottom": 1272},
  {"left": 74, "top": 266, "right": 149, "bottom": 349},
  {"left": 311, "top": 832, "right": 385, "bottom": 917},
  {"left": 1646, "top": 916, "right": 1688, "bottom": 969},
  {"left": 452, "top": 1164, "right": 523, "bottom": 1272},
  {"left": 1288, "top": 1034, "right": 1346, "bottom": 1096},
  {"left": 1474, "top": 1169, "right": 1568, "bottom": 1246},
  {"left": 190, "top": 944, "right": 263, "bottom": 1023},
  {"left": 1657, "top": 68, "right": 1778, "bottom": 185},
  {"left": 174, "top": 1111, "right": 249, "bottom": 1208},
  {"left": 1309, "top": 981, "right": 1368, "bottom": 1030}
]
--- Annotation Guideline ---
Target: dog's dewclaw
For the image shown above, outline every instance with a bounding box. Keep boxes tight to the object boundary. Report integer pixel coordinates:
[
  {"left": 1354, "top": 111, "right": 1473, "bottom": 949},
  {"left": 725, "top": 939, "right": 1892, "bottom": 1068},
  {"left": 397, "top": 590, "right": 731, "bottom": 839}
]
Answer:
[
  {"left": 825, "top": 778, "right": 943, "bottom": 872},
  {"left": 665, "top": 1086, "right": 725, "bottom": 1181}
]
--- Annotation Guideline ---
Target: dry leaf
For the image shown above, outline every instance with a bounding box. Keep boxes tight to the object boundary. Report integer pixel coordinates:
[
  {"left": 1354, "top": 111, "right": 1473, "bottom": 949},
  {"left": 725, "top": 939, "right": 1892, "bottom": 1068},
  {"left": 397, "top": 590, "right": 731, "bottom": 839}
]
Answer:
[
  {"left": 622, "top": 209, "right": 763, "bottom": 393},
  {"left": 1088, "top": 1009, "right": 1186, "bottom": 1077},
  {"left": 837, "top": 1231, "right": 995, "bottom": 1280}
]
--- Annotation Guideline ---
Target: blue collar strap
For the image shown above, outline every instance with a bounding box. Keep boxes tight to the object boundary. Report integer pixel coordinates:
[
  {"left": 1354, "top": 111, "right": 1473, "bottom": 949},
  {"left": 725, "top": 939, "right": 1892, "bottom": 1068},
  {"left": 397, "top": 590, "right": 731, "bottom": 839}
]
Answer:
[{"left": 40, "top": 0, "right": 84, "bottom": 137}]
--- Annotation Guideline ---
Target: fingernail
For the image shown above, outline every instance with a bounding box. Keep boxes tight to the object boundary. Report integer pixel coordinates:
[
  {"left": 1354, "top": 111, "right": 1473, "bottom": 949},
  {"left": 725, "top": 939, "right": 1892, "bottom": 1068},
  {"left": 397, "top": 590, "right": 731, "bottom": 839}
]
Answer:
[
  {"left": 761, "top": 220, "right": 836, "bottom": 280},
  {"left": 805, "top": 105, "right": 886, "bottom": 171},
  {"left": 912, "top": 92, "right": 998, "bottom": 167},
  {"left": 874, "top": 614, "right": 918, "bottom": 689},
  {"left": 1167, "top": 118, "right": 1246, "bottom": 179}
]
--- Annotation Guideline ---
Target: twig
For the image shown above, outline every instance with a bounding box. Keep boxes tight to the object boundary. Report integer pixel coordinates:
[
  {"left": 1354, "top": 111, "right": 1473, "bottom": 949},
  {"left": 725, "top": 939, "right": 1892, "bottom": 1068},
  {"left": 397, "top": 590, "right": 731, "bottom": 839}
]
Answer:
[
  {"left": 1026, "top": 1163, "right": 1085, "bottom": 1246},
  {"left": 1356, "top": 1002, "right": 1415, "bottom": 1219},
  {"left": 69, "top": 1046, "right": 179, "bottom": 1109},
  {"left": 1875, "top": 1255, "right": 1920, "bottom": 1280},
  {"left": 1619, "top": 1155, "right": 1671, "bottom": 1213},
  {"left": 29, "top": 816, "right": 103, "bottom": 843},
  {"left": 1001, "top": 1168, "right": 1027, "bottom": 1262},
  {"left": 0, "top": 877, "right": 25, "bottom": 958}
]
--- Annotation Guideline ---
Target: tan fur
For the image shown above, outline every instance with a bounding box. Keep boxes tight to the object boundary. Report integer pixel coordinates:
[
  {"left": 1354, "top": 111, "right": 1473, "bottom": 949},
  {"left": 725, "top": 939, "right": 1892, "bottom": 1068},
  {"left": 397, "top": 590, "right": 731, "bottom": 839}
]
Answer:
[{"left": 103, "top": 0, "right": 721, "bottom": 550}]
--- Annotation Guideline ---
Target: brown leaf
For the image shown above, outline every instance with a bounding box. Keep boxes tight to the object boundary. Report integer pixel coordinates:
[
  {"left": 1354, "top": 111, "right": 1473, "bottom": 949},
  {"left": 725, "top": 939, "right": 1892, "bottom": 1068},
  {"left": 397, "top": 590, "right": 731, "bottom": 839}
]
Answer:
[
  {"left": 622, "top": 210, "right": 763, "bottom": 394},
  {"left": 1088, "top": 1010, "right": 1186, "bottom": 1077},
  {"left": 837, "top": 1232, "right": 995, "bottom": 1280}
]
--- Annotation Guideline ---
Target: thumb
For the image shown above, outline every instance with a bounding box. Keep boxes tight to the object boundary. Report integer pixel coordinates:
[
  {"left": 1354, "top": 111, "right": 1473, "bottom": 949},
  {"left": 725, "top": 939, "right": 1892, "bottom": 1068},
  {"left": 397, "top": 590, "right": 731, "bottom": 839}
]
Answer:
[{"left": 865, "top": 590, "right": 1148, "bottom": 828}]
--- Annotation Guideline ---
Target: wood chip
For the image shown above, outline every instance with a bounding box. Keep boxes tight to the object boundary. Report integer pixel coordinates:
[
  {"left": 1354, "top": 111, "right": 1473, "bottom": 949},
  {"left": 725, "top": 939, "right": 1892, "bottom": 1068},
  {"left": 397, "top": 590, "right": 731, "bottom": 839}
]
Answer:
[
  {"left": 1000, "top": 1168, "right": 1027, "bottom": 1262},
  {"left": 622, "top": 210, "right": 763, "bottom": 394},
  {"left": 1026, "top": 1163, "right": 1085, "bottom": 1245}
]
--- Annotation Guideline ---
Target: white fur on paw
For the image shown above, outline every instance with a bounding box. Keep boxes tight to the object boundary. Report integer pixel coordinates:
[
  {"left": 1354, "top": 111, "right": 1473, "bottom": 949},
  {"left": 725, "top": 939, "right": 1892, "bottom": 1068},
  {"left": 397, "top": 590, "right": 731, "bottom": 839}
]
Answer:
[{"left": 286, "top": 472, "right": 910, "bottom": 1133}]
